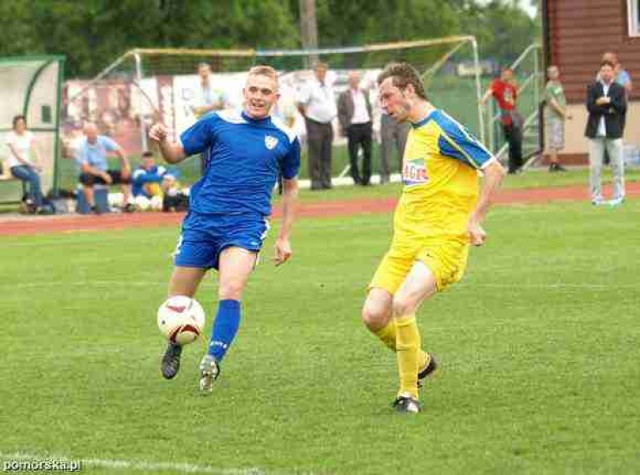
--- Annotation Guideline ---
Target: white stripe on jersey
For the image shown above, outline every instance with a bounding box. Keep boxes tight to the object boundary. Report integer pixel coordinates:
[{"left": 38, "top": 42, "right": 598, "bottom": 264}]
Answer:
[
  {"left": 217, "top": 108, "right": 247, "bottom": 124},
  {"left": 271, "top": 116, "right": 297, "bottom": 144}
]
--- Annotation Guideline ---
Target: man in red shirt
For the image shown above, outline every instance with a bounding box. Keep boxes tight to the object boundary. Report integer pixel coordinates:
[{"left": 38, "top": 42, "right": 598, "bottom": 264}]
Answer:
[{"left": 481, "top": 68, "right": 523, "bottom": 174}]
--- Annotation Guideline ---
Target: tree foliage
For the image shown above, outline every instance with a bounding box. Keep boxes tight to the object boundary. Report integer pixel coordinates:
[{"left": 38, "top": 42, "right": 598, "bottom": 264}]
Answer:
[{"left": 0, "top": 0, "right": 536, "bottom": 78}]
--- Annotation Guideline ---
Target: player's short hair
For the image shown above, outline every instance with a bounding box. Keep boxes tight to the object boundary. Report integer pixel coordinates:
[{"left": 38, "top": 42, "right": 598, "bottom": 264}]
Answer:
[
  {"left": 248, "top": 65, "right": 278, "bottom": 87},
  {"left": 142, "top": 150, "right": 154, "bottom": 158},
  {"left": 313, "top": 62, "right": 328, "bottom": 71},
  {"left": 600, "top": 60, "right": 615, "bottom": 69},
  {"left": 377, "top": 62, "right": 428, "bottom": 100},
  {"left": 12, "top": 114, "right": 26, "bottom": 130}
]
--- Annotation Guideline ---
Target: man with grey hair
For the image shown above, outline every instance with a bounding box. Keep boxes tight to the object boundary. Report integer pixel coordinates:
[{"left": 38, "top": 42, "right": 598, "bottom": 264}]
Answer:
[
  {"left": 76, "top": 122, "right": 133, "bottom": 213},
  {"left": 191, "top": 62, "right": 229, "bottom": 118},
  {"left": 297, "top": 62, "right": 336, "bottom": 190},
  {"left": 338, "top": 70, "right": 373, "bottom": 186}
]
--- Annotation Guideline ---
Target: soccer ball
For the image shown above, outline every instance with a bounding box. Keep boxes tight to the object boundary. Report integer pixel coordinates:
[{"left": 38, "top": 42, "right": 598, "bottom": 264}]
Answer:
[{"left": 157, "top": 296, "right": 206, "bottom": 346}]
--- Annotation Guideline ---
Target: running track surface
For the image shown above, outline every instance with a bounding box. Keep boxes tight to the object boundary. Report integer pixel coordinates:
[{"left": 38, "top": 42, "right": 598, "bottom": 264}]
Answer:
[{"left": 1, "top": 183, "right": 637, "bottom": 237}]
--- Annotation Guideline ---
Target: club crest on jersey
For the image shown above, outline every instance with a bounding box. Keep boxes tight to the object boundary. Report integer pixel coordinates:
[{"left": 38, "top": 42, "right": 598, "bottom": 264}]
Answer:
[
  {"left": 403, "top": 158, "right": 429, "bottom": 186},
  {"left": 264, "top": 135, "right": 278, "bottom": 150}
]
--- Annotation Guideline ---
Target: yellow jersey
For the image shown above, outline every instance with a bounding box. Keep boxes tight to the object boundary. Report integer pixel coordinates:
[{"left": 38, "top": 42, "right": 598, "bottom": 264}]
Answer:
[{"left": 395, "top": 109, "right": 495, "bottom": 240}]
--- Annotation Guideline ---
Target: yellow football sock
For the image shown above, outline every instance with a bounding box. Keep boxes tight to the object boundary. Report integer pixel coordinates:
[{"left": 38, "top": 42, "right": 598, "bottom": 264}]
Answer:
[
  {"left": 374, "top": 320, "right": 429, "bottom": 370},
  {"left": 373, "top": 319, "right": 397, "bottom": 351},
  {"left": 396, "top": 315, "right": 421, "bottom": 399}
]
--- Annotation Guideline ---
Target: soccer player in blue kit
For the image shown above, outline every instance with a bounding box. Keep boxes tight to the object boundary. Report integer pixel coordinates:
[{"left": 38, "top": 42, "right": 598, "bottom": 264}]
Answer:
[{"left": 148, "top": 66, "right": 300, "bottom": 393}]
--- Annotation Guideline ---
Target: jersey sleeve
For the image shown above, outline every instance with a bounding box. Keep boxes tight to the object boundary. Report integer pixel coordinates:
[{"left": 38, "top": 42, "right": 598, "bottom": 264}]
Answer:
[
  {"left": 281, "top": 136, "right": 301, "bottom": 179},
  {"left": 179, "top": 114, "right": 217, "bottom": 156},
  {"left": 437, "top": 115, "right": 494, "bottom": 170}
]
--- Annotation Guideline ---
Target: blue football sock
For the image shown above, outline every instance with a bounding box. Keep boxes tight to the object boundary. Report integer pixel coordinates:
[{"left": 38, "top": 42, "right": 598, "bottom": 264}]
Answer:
[{"left": 208, "top": 299, "right": 241, "bottom": 362}]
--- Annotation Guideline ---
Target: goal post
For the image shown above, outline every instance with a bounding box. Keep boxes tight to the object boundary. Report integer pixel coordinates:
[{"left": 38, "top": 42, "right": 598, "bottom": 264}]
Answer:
[
  {"left": 0, "top": 55, "right": 65, "bottom": 194},
  {"left": 61, "top": 37, "right": 484, "bottom": 189}
]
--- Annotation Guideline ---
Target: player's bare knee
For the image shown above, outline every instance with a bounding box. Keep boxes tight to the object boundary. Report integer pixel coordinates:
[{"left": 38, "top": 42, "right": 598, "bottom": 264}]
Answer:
[{"left": 361, "top": 300, "right": 390, "bottom": 331}]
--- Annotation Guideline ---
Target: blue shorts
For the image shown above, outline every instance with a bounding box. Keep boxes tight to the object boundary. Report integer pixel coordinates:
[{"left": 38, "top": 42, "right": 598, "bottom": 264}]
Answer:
[{"left": 174, "top": 212, "right": 270, "bottom": 270}]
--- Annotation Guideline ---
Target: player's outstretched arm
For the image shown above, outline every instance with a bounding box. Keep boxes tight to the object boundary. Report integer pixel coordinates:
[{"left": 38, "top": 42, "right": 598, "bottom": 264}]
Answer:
[
  {"left": 479, "top": 87, "right": 493, "bottom": 106},
  {"left": 468, "top": 160, "right": 506, "bottom": 246},
  {"left": 274, "top": 178, "right": 298, "bottom": 266},
  {"left": 149, "top": 123, "right": 187, "bottom": 164}
]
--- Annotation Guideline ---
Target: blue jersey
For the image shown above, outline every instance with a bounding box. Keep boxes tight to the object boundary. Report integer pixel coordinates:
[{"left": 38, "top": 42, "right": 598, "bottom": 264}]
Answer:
[
  {"left": 132, "top": 164, "right": 167, "bottom": 197},
  {"left": 179, "top": 109, "right": 301, "bottom": 216}
]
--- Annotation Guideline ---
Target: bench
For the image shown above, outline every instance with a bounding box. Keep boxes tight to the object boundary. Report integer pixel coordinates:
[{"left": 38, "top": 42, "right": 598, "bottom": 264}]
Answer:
[{"left": 0, "top": 174, "right": 27, "bottom": 204}]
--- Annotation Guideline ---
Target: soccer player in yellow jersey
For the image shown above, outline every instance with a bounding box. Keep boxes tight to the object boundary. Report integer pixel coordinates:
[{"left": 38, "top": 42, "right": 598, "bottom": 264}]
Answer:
[{"left": 362, "top": 63, "right": 506, "bottom": 414}]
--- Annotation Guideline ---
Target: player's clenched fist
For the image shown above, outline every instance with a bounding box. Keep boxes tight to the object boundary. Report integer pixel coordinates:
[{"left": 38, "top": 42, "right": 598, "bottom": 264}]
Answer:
[
  {"left": 467, "top": 219, "right": 487, "bottom": 246},
  {"left": 273, "top": 237, "right": 292, "bottom": 266},
  {"left": 149, "top": 123, "right": 168, "bottom": 142}
]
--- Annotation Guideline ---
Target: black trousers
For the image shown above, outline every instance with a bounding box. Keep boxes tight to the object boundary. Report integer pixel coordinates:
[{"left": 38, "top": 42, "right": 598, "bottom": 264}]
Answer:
[
  {"left": 502, "top": 123, "right": 523, "bottom": 173},
  {"left": 305, "top": 118, "right": 333, "bottom": 189},
  {"left": 346, "top": 122, "right": 373, "bottom": 185}
]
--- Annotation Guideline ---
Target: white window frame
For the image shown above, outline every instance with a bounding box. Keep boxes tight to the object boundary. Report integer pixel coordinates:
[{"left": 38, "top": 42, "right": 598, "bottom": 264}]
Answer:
[{"left": 629, "top": 0, "right": 640, "bottom": 37}]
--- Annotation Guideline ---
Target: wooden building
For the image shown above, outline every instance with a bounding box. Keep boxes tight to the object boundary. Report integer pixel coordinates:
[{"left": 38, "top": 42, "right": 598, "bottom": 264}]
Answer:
[{"left": 542, "top": 0, "right": 640, "bottom": 162}]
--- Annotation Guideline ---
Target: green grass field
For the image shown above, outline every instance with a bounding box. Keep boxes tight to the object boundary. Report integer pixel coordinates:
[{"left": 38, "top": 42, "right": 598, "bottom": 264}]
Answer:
[{"left": 1, "top": 195, "right": 640, "bottom": 473}]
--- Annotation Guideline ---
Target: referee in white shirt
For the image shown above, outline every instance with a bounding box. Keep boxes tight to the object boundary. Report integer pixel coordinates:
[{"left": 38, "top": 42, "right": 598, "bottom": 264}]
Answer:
[
  {"left": 338, "top": 71, "right": 373, "bottom": 186},
  {"left": 298, "top": 62, "right": 337, "bottom": 190}
]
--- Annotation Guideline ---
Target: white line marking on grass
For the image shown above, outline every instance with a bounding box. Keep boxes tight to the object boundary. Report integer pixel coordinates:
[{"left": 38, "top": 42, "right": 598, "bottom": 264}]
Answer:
[{"left": 0, "top": 452, "right": 264, "bottom": 474}]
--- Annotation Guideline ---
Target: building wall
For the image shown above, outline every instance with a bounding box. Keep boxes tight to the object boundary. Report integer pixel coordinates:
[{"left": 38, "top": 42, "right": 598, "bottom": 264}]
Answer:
[
  {"left": 546, "top": 0, "right": 640, "bottom": 103},
  {"left": 544, "top": 0, "right": 640, "bottom": 161}
]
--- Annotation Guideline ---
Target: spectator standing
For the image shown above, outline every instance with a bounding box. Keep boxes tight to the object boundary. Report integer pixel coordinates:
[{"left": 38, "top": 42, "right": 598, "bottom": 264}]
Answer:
[
  {"left": 338, "top": 71, "right": 373, "bottom": 186},
  {"left": 379, "top": 113, "right": 409, "bottom": 184},
  {"left": 585, "top": 60, "right": 627, "bottom": 206},
  {"left": 481, "top": 68, "right": 523, "bottom": 174},
  {"left": 297, "top": 62, "right": 337, "bottom": 190},
  {"left": 544, "top": 65, "right": 570, "bottom": 172},
  {"left": 191, "top": 63, "right": 229, "bottom": 118},
  {"left": 602, "top": 52, "right": 633, "bottom": 100}
]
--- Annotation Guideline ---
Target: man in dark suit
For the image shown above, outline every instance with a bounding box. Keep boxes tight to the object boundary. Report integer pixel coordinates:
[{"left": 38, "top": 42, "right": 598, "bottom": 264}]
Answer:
[
  {"left": 585, "top": 60, "right": 627, "bottom": 206},
  {"left": 338, "top": 71, "right": 373, "bottom": 185}
]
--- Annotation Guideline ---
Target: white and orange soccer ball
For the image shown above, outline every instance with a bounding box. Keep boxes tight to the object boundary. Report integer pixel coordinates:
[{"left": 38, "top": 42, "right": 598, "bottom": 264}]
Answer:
[{"left": 157, "top": 296, "right": 206, "bottom": 346}]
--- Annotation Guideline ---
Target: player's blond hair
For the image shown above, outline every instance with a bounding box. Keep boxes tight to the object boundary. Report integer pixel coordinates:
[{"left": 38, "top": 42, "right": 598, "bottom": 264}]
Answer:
[
  {"left": 247, "top": 65, "right": 278, "bottom": 92},
  {"left": 248, "top": 65, "right": 278, "bottom": 81},
  {"left": 377, "top": 62, "right": 428, "bottom": 101}
]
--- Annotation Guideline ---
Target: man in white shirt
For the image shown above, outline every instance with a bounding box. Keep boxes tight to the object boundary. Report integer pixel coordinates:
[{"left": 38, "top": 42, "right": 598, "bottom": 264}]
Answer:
[
  {"left": 191, "top": 63, "right": 228, "bottom": 118},
  {"left": 338, "top": 71, "right": 373, "bottom": 186},
  {"left": 297, "top": 62, "right": 337, "bottom": 190}
]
